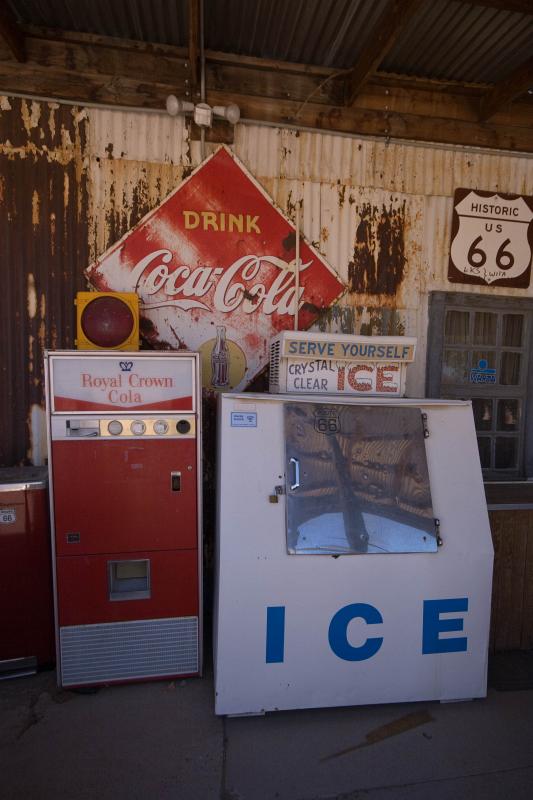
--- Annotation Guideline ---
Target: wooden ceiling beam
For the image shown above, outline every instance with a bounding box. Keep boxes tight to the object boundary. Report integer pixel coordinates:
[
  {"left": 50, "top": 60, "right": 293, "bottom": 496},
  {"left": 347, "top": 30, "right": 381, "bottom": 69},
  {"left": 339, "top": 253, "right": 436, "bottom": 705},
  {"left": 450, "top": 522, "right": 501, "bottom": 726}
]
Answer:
[
  {"left": 0, "top": 28, "right": 531, "bottom": 152},
  {"left": 207, "top": 88, "right": 533, "bottom": 153},
  {"left": 0, "top": 3, "right": 25, "bottom": 62},
  {"left": 479, "top": 55, "right": 533, "bottom": 121},
  {"left": 344, "top": 0, "right": 426, "bottom": 107}
]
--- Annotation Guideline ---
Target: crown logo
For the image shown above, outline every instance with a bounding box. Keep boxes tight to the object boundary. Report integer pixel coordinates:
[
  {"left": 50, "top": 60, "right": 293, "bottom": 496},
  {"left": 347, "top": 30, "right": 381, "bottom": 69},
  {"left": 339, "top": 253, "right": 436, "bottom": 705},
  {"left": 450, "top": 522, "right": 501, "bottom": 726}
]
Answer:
[{"left": 119, "top": 361, "right": 133, "bottom": 371}]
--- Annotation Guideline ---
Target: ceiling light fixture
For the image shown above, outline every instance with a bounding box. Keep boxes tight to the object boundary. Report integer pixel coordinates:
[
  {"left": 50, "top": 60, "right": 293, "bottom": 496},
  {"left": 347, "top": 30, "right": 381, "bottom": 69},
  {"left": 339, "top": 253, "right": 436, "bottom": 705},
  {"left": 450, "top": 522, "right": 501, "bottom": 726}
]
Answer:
[{"left": 165, "top": 95, "right": 240, "bottom": 127}]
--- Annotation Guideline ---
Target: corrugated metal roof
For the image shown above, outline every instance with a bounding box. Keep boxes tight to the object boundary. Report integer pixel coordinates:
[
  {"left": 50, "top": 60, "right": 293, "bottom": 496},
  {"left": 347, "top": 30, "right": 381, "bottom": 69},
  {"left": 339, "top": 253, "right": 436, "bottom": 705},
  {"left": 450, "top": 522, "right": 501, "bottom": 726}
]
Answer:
[
  {"left": 204, "top": 0, "right": 389, "bottom": 69},
  {"left": 8, "top": 0, "right": 188, "bottom": 47},
  {"left": 382, "top": 0, "right": 533, "bottom": 84},
  {"left": 8, "top": 0, "right": 533, "bottom": 86}
]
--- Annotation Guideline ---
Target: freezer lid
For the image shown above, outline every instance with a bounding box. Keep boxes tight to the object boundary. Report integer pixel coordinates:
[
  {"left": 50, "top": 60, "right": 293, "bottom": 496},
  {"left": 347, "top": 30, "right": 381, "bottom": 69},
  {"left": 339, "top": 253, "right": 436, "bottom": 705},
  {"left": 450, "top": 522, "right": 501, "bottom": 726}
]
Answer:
[
  {"left": 283, "top": 402, "right": 437, "bottom": 555},
  {"left": 0, "top": 466, "right": 48, "bottom": 491}
]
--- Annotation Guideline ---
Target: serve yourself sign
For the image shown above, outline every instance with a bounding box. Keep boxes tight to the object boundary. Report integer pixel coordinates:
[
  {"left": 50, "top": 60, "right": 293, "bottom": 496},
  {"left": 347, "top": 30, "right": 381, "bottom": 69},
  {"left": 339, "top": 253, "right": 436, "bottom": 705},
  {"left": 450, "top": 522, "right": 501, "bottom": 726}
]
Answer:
[
  {"left": 271, "top": 332, "right": 417, "bottom": 396},
  {"left": 86, "top": 147, "right": 345, "bottom": 391}
]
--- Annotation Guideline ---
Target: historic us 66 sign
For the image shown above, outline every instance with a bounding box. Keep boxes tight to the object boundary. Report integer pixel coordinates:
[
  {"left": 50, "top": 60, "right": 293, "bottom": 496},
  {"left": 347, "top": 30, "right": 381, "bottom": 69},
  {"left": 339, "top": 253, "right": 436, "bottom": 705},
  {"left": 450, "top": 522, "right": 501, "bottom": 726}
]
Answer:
[{"left": 448, "top": 188, "right": 533, "bottom": 288}]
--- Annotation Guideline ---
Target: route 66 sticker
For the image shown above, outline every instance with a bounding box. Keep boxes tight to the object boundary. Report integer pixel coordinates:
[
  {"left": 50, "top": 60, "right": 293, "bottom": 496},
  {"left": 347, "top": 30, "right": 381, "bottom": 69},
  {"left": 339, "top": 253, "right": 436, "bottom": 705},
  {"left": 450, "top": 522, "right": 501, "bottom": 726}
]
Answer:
[
  {"left": 448, "top": 188, "right": 533, "bottom": 288},
  {"left": 0, "top": 508, "right": 16, "bottom": 525}
]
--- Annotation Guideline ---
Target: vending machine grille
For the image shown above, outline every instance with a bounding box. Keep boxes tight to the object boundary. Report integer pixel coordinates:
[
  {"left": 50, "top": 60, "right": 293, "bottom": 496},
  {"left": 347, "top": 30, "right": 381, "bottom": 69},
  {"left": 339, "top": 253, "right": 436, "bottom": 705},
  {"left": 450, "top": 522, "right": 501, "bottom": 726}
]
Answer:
[
  {"left": 269, "top": 339, "right": 281, "bottom": 392},
  {"left": 60, "top": 617, "right": 198, "bottom": 686}
]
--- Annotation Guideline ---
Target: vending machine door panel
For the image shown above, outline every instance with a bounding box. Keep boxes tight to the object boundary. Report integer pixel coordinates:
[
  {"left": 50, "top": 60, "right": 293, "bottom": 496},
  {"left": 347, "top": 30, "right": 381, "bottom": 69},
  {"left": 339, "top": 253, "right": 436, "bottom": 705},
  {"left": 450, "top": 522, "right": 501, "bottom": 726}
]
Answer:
[
  {"left": 56, "top": 549, "right": 199, "bottom": 626},
  {"left": 52, "top": 438, "right": 197, "bottom": 555}
]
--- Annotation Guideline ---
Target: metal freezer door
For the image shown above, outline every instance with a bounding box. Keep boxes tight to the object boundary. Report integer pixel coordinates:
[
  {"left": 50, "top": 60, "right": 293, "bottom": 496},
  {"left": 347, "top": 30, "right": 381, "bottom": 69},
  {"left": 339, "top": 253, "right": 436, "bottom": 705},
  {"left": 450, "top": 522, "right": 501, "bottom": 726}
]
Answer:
[{"left": 284, "top": 403, "right": 437, "bottom": 554}]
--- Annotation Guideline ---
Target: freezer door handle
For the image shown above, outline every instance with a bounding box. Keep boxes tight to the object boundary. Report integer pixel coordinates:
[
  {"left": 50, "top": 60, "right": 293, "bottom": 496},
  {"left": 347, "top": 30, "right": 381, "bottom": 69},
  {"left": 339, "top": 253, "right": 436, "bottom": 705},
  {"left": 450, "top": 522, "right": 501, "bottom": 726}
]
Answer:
[{"left": 289, "top": 457, "right": 300, "bottom": 491}]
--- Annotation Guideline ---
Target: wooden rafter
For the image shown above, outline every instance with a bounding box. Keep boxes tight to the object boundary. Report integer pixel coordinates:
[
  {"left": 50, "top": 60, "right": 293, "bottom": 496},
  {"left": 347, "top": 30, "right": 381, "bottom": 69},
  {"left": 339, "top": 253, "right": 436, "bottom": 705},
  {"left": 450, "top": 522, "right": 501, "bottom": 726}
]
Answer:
[
  {"left": 479, "top": 55, "right": 533, "bottom": 122},
  {"left": 0, "top": 28, "right": 531, "bottom": 153},
  {"left": 0, "top": 3, "right": 25, "bottom": 62},
  {"left": 188, "top": 0, "right": 200, "bottom": 95},
  {"left": 344, "top": 0, "right": 426, "bottom": 107}
]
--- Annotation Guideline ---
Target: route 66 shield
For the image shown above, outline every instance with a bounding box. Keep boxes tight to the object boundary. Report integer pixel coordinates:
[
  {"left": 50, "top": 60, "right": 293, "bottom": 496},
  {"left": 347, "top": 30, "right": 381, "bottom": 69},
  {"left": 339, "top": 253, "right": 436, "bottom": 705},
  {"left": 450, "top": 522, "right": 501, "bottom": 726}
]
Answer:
[{"left": 448, "top": 189, "right": 533, "bottom": 287}]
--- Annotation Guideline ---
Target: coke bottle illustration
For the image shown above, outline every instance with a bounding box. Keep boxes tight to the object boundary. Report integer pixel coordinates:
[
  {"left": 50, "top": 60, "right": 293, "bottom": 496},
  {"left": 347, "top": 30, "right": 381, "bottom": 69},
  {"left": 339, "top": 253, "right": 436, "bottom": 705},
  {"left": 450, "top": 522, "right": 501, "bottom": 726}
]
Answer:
[{"left": 211, "top": 325, "right": 230, "bottom": 387}]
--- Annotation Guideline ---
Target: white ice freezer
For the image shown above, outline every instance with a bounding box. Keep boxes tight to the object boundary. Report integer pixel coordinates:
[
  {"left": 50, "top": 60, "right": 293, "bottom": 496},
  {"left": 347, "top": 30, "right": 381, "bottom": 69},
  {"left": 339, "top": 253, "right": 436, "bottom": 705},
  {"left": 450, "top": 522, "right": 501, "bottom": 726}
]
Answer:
[{"left": 214, "top": 393, "right": 494, "bottom": 716}]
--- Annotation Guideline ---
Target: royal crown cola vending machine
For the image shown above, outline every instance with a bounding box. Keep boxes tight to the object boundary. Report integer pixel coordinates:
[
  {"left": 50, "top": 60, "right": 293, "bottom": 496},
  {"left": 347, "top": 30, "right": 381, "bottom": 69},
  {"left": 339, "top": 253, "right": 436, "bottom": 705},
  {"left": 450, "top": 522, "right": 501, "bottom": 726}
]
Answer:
[
  {"left": 214, "top": 333, "right": 494, "bottom": 715},
  {"left": 45, "top": 351, "right": 202, "bottom": 688}
]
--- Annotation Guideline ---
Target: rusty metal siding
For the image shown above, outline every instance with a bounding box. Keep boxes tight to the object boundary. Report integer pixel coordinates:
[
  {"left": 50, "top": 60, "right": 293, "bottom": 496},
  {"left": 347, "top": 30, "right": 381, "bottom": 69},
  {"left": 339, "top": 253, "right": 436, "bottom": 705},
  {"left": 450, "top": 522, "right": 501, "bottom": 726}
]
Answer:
[
  {"left": 0, "top": 96, "right": 89, "bottom": 467},
  {"left": 4, "top": 98, "right": 533, "bottom": 467},
  {"left": 233, "top": 124, "right": 533, "bottom": 397},
  {"left": 86, "top": 117, "right": 533, "bottom": 397},
  {"left": 87, "top": 108, "right": 191, "bottom": 260}
]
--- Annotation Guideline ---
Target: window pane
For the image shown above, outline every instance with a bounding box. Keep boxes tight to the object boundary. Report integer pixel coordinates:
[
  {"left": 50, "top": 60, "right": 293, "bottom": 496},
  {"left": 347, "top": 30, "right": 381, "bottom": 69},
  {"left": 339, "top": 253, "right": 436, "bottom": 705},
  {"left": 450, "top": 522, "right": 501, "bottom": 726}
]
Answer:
[
  {"left": 495, "top": 438, "right": 518, "bottom": 469},
  {"left": 474, "top": 312, "right": 497, "bottom": 345},
  {"left": 497, "top": 399, "right": 520, "bottom": 432},
  {"left": 445, "top": 310, "right": 469, "bottom": 344},
  {"left": 472, "top": 399, "right": 493, "bottom": 431},
  {"left": 477, "top": 437, "right": 491, "bottom": 468},
  {"left": 442, "top": 349, "right": 468, "bottom": 384},
  {"left": 500, "top": 352, "right": 521, "bottom": 385},
  {"left": 502, "top": 314, "right": 524, "bottom": 347}
]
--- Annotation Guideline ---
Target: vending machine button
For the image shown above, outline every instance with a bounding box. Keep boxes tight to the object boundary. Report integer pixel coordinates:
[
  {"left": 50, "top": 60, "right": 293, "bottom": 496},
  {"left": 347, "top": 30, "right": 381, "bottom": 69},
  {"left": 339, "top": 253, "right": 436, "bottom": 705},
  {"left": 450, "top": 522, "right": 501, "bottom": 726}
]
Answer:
[
  {"left": 108, "top": 420, "right": 123, "bottom": 436},
  {"left": 153, "top": 420, "right": 169, "bottom": 435},
  {"left": 176, "top": 419, "right": 191, "bottom": 434},
  {"left": 130, "top": 420, "right": 146, "bottom": 436}
]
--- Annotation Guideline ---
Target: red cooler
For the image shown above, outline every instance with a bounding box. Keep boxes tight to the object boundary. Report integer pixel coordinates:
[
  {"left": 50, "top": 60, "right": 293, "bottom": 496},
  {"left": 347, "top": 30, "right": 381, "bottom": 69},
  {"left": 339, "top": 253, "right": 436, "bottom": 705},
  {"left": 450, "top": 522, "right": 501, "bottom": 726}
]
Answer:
[{"left": 0, "top": 467, "right": 55, "bottom": 678}]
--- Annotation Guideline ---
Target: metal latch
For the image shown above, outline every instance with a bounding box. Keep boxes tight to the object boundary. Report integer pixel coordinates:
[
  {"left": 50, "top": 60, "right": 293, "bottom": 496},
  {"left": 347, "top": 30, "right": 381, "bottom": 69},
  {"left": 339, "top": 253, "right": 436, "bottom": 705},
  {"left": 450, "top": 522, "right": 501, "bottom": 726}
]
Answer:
[
  {"left": 435, "top": 518, "right": 443, "bottom": 547},
  {"left": 269, "top": 485, "right": 285, "bottom": 504}
]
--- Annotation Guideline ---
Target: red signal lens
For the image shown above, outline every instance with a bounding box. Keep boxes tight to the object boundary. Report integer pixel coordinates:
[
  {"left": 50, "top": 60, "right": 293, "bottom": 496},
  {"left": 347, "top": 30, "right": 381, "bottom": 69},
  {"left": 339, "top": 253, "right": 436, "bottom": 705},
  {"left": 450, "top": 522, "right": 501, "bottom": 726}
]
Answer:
[{"left": 80, "top": 296, "right": 135, "bottom": 348}]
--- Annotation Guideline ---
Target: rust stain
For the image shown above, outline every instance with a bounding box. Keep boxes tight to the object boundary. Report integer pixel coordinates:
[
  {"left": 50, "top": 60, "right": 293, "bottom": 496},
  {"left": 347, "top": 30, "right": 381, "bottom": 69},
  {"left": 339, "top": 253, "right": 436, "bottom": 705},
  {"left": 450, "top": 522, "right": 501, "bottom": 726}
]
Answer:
[
  {"left": 28, "top": 333, "right": 34, "bottom": 373},
  {"left": 337, "top": 181, "right": 346, "bottom": 208},
  {"left": 316, "top": 304, "right": 406, "bottom": 337},
  {"left": 50, "top": 212, "right": 56, "bottom": 256},
  {"left": 48, "top": 104, "right": 59, "bottom": 141},
  {"left": 286, "top": 189, "right": 297, "bottom": 219},
  {"left": 32, "top": 190, "right": 40, "bottom": 226},
  {"left": 360, "top": 307, "right": 405, "bottom": 336},
  {"left": 348, "top": 201, "right": 407, "bottom": 295},
  {"left": 321, "top": 226, "right": 329, "bottom": 242},
  {"left": 27, "top": 274, "right": 37, "bottom": 318},
  {"left": 21, "top": 99, "right": 41, "bottom": 136},
  {"left": 282, "top": 231, "right": 296, "bottom": 251}
]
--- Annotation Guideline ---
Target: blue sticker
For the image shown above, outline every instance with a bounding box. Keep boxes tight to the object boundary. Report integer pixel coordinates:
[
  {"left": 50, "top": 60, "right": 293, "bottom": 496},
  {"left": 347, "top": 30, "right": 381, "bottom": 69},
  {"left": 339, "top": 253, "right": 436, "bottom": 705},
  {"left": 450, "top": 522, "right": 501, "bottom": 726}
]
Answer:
[
  {"left": 231, "top": 411, "right": 257, "bottom": 428},
  {"left": 470, "top": 358, "right": 496, "bottom": 384}
]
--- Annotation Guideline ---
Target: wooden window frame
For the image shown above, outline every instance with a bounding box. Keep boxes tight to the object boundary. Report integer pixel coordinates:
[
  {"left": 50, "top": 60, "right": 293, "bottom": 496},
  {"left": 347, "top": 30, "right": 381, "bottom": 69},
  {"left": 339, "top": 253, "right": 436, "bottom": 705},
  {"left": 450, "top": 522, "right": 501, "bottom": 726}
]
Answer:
[{"left": 427, "top": 291, "right": 533, "bottom": 482}]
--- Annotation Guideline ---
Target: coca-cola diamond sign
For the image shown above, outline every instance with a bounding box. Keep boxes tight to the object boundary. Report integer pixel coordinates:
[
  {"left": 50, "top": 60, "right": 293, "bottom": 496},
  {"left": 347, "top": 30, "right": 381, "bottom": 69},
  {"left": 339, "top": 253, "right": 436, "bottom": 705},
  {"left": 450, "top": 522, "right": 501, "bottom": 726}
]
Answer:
[{"left": 86, "top": 146, "right": 345, "bottom": 391}]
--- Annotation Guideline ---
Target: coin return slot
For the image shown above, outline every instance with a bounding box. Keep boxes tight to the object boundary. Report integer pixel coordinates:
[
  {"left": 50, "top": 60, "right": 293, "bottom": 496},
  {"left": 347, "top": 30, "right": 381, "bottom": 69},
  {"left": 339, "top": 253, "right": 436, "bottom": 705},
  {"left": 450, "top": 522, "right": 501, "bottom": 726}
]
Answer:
[
  {"left": 171, "top": 472, "right": 181, "bottom": 492},
  {"left": 66, "top": 419, "right": 99, "bottom": 437},
  {"left": 108, "top": 559, "right": 150, "bottom": 601}
]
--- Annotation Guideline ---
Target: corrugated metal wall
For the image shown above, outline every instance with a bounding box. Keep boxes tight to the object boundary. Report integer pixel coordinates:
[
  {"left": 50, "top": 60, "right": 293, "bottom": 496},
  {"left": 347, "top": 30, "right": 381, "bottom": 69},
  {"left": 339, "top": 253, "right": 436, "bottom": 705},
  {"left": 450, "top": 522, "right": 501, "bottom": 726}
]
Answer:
[
  {"left": 2, "top": 96, "right": 533, "bottom": 466},
  {"left": 0, "top": 96, "right": 89, "bottom": 466}
]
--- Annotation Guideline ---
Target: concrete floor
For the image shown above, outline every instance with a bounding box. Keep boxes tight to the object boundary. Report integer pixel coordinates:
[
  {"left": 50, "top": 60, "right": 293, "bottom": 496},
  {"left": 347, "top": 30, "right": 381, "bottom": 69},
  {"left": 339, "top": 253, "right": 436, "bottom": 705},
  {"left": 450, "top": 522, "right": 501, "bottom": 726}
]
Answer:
[{"left": 1, "top": 669, "right": 533, "bottom": 800}]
